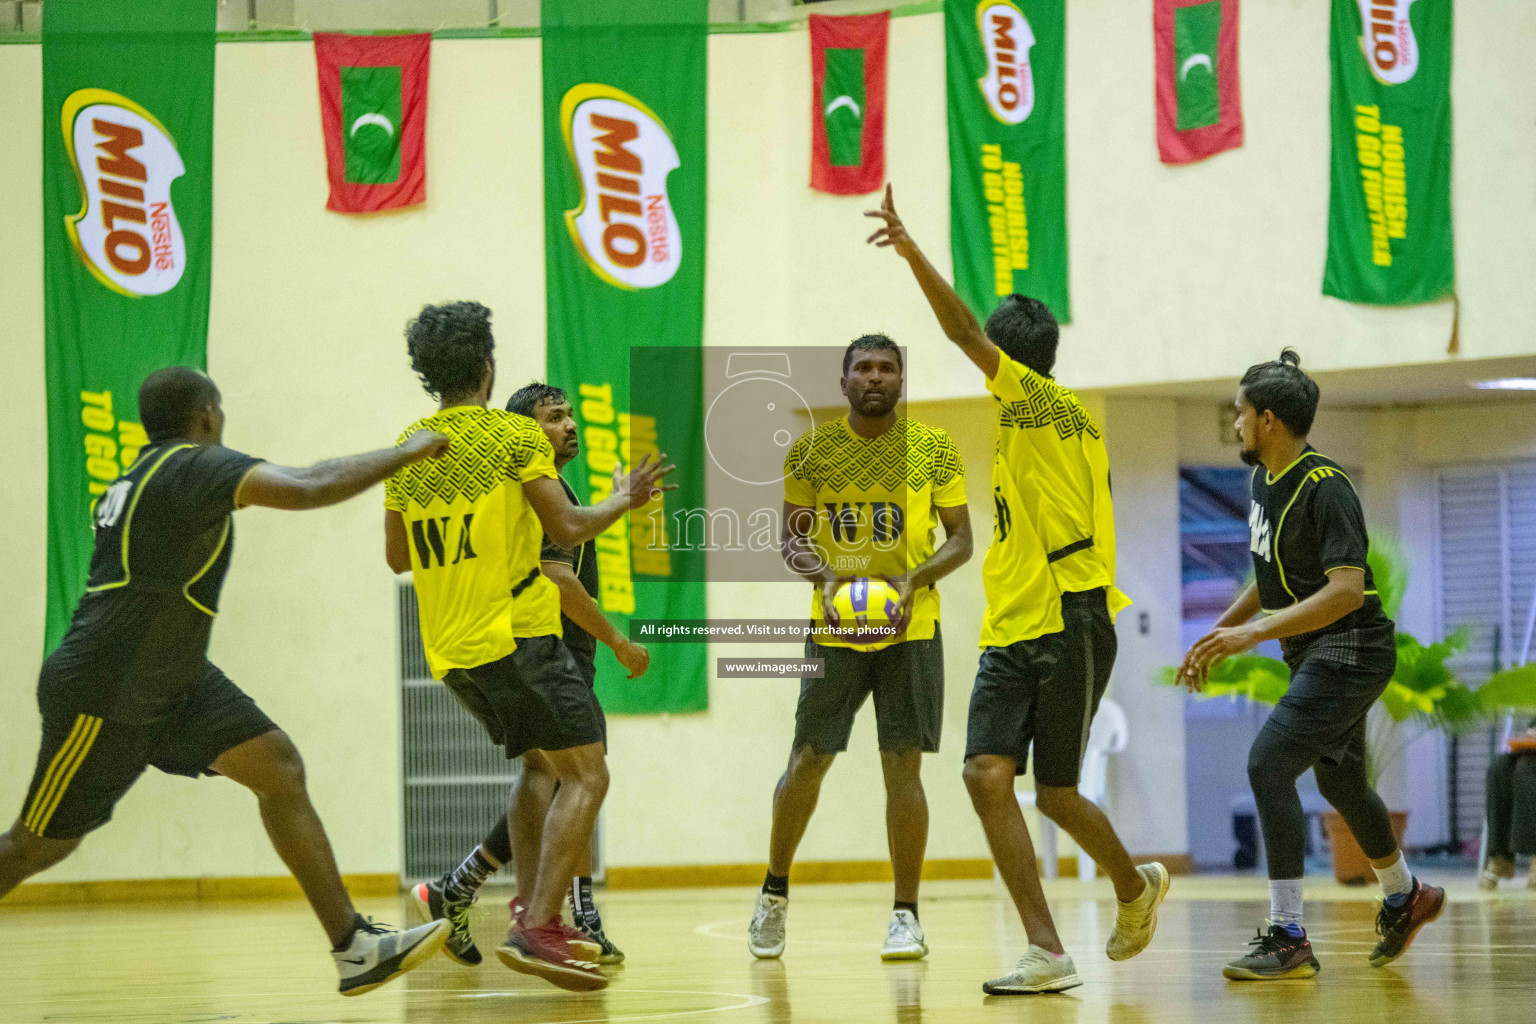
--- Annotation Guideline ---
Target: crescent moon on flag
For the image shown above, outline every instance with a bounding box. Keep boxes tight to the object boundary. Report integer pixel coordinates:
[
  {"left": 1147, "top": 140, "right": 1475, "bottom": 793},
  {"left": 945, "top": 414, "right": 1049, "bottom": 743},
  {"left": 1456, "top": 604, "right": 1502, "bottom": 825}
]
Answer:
[
  {"left": 1180, "top": 53, "right": 1214, "bottom": 80},
  {"left": 350, "top": 112, "right": 395, "bottom": 137},
  {"left": 825, "top": 95, "right": 862, "bottom": 118}
]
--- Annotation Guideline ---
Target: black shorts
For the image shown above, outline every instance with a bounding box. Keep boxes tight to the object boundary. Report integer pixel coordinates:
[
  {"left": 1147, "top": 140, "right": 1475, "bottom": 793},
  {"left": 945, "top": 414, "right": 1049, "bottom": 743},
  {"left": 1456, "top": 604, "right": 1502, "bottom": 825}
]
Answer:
[
  {"left": 443, "top": 634, "right": 605, "bottom": 759},
  {"left": 1261, "top": 654, "right": 1394, "bottom": 768},
  {"left": 792, "top": 625, "right": 944, "bottom": 755},
  {"left": 965, "top": 588, "right": 1118, "bottom": 787},
  {"left": 20, "top": 661, "right": 278, "bottom": 840}
]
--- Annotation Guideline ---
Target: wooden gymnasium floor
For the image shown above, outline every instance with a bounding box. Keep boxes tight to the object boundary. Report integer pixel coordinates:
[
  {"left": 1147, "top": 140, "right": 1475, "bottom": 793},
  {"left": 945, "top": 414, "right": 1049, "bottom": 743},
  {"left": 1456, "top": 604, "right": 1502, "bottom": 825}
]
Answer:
[{"left": 3, "top": 874, "right": 1534, "bottom": 1024}]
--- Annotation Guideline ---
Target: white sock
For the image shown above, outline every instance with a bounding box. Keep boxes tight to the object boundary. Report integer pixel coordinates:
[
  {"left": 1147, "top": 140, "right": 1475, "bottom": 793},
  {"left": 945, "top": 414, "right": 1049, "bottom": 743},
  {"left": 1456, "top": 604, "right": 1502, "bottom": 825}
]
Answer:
[
  {"left": 1373, "top": 852, "right": 1414, "bottom": 901},
  {"left": 1269, "top": 879, "right": 1304, "bottom": 931}
]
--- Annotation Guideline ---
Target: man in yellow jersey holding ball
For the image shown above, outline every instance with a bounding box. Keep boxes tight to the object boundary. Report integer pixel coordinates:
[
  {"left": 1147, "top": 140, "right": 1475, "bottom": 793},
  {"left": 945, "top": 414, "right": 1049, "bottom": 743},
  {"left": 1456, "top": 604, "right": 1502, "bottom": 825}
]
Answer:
[
  {"left": 867, "top": 186, "right": 1167, "bottom": 995},
  {"left": 747, "top": 334, "right": 974, "bottom": 962}
]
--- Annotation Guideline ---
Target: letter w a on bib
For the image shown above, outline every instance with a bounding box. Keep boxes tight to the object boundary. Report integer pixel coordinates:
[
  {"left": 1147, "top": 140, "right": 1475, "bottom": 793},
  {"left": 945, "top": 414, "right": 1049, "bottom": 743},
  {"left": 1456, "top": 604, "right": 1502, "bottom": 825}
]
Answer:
[
  {"left": 313, "top": 32, "right": 431, "bottom": 213},
  {"left": 809, "top": 11, "right": 889, "bottom": 195}
]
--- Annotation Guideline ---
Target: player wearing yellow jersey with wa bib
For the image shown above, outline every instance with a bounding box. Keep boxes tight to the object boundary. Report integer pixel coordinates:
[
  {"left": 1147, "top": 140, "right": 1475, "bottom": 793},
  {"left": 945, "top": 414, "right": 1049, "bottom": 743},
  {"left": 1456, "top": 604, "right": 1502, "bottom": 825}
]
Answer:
[{"left": 381, "top": 302, "right": 673, "bottom": 992}]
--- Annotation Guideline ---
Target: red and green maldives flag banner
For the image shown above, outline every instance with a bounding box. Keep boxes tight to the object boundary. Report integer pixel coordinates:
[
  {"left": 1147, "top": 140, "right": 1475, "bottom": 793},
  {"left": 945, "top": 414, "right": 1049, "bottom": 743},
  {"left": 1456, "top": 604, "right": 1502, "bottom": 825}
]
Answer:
[
  {"left": 1323, "top": 0, "right": 1453, "bottom": 305},
  {"left": 313, "top": 32, "right": 430, "bottom": 214},
  {"left": 43, "top": 0, "right": 214, "bottom": 653},
  {"left": 946, "top": 0, "right": 1070, "bottom": 323},
  {"left": 542, "top": 0, "right": 708, "bottom": 714},
  {"left": 1154, "top": 0, "right": 1243, "bottom": 164},
  {"left": 809, "top": 11, "right": 888, "bottom": 195}
]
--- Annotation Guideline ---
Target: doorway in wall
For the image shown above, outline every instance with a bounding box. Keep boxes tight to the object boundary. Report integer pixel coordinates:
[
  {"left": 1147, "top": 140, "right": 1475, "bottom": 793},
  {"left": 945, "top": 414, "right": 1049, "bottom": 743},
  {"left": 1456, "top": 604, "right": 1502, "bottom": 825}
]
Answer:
[{"left": 1178, "top": 466, "right": 1306, "bottom": 870}]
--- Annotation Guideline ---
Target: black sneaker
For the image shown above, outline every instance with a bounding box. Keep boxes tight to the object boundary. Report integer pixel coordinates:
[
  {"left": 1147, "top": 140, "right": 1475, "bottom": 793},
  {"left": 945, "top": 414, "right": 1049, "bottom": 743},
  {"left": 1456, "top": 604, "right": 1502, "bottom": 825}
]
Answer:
[
  {"left": 1222, "top": 923, "right": 1320, "bottom": 980},
  {"left": 582, "top": 924, "right": 625, "bottom": 965},
  {"left": 1370, "top": 880, "right": 1445, "bottom": 967},
  {"left": 412, "top": 877, "right": 482, "bottom": 966}
]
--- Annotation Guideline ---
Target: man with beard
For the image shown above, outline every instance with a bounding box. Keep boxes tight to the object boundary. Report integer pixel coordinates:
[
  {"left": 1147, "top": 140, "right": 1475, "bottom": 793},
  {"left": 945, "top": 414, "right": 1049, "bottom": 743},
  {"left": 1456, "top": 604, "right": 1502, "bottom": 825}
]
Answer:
[
  {"left": 747, "top": 334, "right": 973, "bottom": 962},
  {"left": 1181, "top": 349, "right": 1443, "bottom": 980},
  {"left": 411, "top": 383, "right": 648, "bottom": 966}
]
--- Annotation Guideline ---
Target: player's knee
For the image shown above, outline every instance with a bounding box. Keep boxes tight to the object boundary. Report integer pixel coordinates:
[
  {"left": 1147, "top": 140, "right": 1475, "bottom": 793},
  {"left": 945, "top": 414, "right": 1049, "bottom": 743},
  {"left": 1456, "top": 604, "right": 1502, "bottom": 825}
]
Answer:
[
  {"left": 1033, "top": 785, "right": 1080, "bottom": 823},
  {"left": 1246, "top": 745, "right": 1276, "bottom": 793},
  {"left": 2, "top": 822, "right": 79, "bottom": 873},
  {"left": 879, "top": 748, "right": 922, "bottom": 784},
  {"left": 962, "top": 756, "right": 1013, "bottom": 808},
  {"left": 787, "top": 745, "right": 834, "bottom": 783},
  {"left": 252, "top": 733, "right": 307, "bottom": 798},
  {"left": 573, "top": 757, "right": 609, "bottom": 801}
]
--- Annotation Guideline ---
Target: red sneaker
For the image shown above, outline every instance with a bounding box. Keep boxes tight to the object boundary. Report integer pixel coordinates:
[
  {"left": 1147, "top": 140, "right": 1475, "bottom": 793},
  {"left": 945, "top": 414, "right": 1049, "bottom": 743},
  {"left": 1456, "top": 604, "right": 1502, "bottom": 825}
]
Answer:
[
  {"left": 497, "top": 919, "right": 607, "bottom": 991},
  {"left": 509, "top": 896, "right": 600, "bottom": 958}
]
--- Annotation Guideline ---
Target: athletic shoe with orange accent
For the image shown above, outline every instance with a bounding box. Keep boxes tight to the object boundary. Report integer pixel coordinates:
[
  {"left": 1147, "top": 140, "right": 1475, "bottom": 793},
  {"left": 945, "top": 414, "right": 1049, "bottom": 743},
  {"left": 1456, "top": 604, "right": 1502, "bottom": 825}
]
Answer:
[
  {"left": 411, "top": 877, "right": 481, "bottom": 966},
  {"left": 509, "top": 894, "right": 602, "bottom": 959},
  {"left": 497, "top": 920, "right": 607, "bottom": 991},
  {"left": 1369, "top": 879, "right": 1445, "bottom": 967}
]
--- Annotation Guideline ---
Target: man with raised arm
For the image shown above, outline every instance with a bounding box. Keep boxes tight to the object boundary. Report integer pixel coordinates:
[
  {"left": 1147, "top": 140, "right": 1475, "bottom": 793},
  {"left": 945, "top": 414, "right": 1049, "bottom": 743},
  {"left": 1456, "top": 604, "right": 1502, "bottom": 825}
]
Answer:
[
  {"left": 1, "top": 366, "right": 453, "bottom": 997},
  {"left": 866, "top": 187, "right": 1166, "bottom": 995}
]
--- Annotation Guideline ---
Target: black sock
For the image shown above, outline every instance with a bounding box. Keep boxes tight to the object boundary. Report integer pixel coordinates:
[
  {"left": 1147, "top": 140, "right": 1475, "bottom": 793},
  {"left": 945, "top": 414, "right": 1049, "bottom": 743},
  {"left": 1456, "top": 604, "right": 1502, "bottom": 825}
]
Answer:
[
  {"left": 763, "top": 871, "right": 789, "bottom": 898},
  {"left": 570, "top": 876, "right": 603, "bottom": 932},
  {"left": 894, "top": 900, "right": 918, "bottom": 921},
  {"left": 332, "top": 912, "right": 367, "bottom": 952},
  {"left": 443, "top": 847, "right": 498, "bottom": 902}
]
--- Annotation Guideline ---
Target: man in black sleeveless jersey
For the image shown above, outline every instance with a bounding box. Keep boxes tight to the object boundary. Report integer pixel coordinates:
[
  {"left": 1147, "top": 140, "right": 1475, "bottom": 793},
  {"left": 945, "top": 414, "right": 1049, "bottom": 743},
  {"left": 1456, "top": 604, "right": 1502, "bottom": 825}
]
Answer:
[
  {"left": 1180, "top": 349, "right": 1444, "bottom": 981},
  {"left": 0, "top": 366, "right": 453, "bottom": 997}
]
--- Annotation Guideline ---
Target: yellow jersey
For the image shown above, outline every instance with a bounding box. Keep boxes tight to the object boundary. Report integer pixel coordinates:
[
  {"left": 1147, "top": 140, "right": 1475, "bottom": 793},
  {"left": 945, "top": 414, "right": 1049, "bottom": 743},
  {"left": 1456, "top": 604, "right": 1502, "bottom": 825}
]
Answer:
[
  {"left": 384, "top": 406, "right": 562, "bottom": 678},
  {"left": 985, "top": 350, "right": 1131, "bottom": 626},
  {"left": 783, "top": 416, "right": 967, "bottom": 647}
]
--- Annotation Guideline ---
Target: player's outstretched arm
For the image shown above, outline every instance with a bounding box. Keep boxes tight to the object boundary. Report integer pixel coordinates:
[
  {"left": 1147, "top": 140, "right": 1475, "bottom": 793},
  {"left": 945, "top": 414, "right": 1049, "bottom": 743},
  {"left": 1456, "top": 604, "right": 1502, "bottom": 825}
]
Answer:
[
  {"left": 866, "top": 184, "right": 1000, "bottom": 379},
  {"left": 542, "top": 559, "right": 650, "bottom": 679},
  {"left": 237, "top": 430, "right": 450, "bottom": 512},
  {"left": 524, "top": 453, "right": 677, "bottom": 550}
]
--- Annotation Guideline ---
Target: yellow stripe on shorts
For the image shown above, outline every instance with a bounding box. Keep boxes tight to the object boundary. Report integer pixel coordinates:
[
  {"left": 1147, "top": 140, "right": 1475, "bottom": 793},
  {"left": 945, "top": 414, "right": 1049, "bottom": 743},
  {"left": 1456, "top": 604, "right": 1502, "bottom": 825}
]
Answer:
[{"left": 25, "top": 714, "right": 102, "bottom": 836}]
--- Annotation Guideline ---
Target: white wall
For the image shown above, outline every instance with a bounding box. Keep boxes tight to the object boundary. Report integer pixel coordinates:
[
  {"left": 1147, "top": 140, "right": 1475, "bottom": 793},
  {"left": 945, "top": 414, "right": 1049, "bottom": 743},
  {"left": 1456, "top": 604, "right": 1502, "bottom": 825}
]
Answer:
[{"left": 1, "top": 1, "right": 1532, "bottom": 882}]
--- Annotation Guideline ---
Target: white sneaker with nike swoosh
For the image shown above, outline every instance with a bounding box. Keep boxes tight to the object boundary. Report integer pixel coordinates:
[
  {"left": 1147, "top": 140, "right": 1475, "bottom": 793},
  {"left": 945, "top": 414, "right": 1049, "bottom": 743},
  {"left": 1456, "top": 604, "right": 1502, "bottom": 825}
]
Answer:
[{"left": 332, "top": 917, "right": 450, "bottom": 996}]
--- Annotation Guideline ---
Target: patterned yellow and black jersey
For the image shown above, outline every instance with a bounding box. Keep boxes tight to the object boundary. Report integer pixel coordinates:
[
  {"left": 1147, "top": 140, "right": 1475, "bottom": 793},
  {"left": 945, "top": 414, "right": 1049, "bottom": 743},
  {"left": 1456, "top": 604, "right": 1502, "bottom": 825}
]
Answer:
[
  {"left": 385, "top": 406, "right": 560, "bottom": 678},
  {"left": 783, "top": 416, "right": 966, "bottom": 647},
  {"left": 985, "top": 350, "right": 1131, "bottom": 643}
]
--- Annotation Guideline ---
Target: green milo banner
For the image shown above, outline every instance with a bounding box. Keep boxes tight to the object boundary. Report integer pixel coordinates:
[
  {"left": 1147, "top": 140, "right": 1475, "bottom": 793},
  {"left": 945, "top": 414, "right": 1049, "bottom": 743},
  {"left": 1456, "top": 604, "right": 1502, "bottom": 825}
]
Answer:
[
  {"left": 43, "top": 0, "right": 216, "bottom": 653},
  {"left": 1323, "top": 0, "right": 1454, "bottom": 305},
  {"left": 946, "top": 0, "right": 1070, "bottom": 323},
  {"left": 541, "top": 0, "right": 708, "bottom": 714}
]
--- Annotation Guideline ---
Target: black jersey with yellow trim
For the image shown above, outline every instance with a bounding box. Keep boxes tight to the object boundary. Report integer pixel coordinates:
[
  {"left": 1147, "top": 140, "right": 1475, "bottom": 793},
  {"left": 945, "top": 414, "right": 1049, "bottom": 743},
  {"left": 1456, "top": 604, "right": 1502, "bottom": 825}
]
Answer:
[
  {"left": 50, "top": 441, "right": 264, "bottom": 695},
  {"left": 1247, "top": 448, "right": 1393, "bottom": 644}
]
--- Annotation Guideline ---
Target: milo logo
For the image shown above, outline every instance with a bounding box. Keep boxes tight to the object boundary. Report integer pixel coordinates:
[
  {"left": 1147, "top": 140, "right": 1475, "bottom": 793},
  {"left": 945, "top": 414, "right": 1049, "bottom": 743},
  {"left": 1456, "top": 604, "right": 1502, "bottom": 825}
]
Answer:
[
  {"left": 1357, "top": 0, "right": 1420, "bottom": 85},
  {"left": 62, "top": 89, "right": 187, "bottom": 297},
  {"left": 976, "top": 0, "right": 1035, "bottom": 125},
  {"left": 561, "top": 83, "right": 682, "bottom": 291}
]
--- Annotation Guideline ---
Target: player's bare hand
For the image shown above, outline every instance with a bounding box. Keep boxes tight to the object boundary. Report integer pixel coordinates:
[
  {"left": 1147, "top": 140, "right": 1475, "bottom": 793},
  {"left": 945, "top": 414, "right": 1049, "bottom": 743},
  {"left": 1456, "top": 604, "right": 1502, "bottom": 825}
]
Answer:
[
  {"left": 612, "top": 453, "right": 678, "bottom": 510},
  {"left": 400, "top": 430, "right": 451, "bottom": 462},
  {"left": 616, "top": 640, "right": 651, "bottom": 680},
  {"left": 820, "top": 579, "right": 844, "bottom": 630},
  {"left": 1184, "top": 624, "right": 1257, "bottom": 689},
  {"left": 864, "top": 184, "right": 918, "bottom": 260},
  {"left": 884, "top": 575, "right": 917, "bottom": 635}
]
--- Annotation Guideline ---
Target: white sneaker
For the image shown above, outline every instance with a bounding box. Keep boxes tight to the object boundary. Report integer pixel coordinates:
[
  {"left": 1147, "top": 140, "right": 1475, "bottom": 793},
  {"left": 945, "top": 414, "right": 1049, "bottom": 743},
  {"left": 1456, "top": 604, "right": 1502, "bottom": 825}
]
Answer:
[
  {"left": 1106, "top": 862, "right": 1170, "bottom": 961},
  {"left": 982, "top": 946, "right": 1083, "bottom": 995},
  {"left": 748, "top": 892, "right": 788, "bottom": 959},
  {"left": 880, "top": 909, "right": 928, "bottom": 961},
  {"left": 333, "top": 916, "right": 449, "bottom": 996}
]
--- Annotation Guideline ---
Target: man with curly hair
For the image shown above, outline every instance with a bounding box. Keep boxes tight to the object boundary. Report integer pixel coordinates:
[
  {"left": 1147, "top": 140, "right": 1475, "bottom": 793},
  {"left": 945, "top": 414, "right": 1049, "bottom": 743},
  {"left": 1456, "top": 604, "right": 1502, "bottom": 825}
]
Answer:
[{"left": 382, "top": 302, "right": 672, "bottom": 991}]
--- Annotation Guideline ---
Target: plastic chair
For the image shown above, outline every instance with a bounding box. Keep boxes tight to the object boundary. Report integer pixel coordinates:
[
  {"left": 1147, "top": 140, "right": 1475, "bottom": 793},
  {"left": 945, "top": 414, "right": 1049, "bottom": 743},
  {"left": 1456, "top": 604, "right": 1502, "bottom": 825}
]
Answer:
[{"left": 1009, "top": 698, "right": 1131, "bottom": 881}]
